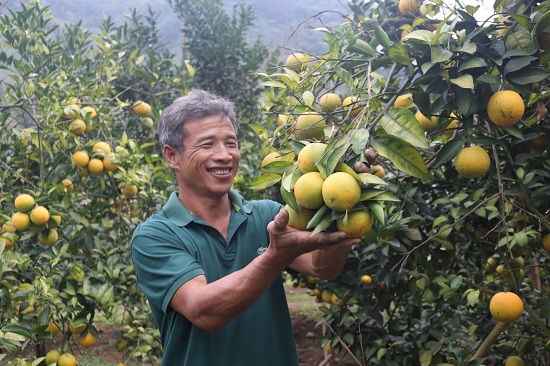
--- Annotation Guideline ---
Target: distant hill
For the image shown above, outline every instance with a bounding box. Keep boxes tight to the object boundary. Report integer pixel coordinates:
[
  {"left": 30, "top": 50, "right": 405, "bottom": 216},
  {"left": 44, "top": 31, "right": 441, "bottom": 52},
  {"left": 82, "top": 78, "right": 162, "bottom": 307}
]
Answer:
[{"left": 3, "top": 0, "right": 349, "bottom": 57}]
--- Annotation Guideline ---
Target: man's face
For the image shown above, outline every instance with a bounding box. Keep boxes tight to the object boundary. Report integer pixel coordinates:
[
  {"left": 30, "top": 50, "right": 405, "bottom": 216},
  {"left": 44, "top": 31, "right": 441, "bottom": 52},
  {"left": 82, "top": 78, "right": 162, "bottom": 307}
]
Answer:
[{"left": 167, "top": 115, "right": 240, "bottom": 199}]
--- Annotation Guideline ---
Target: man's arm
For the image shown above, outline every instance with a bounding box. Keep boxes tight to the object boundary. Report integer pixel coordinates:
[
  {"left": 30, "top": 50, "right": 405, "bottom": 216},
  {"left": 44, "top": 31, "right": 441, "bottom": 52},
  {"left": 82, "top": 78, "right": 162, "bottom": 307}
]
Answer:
[{"left": 169, "top": 208, "right": 359, "bottom": 333}]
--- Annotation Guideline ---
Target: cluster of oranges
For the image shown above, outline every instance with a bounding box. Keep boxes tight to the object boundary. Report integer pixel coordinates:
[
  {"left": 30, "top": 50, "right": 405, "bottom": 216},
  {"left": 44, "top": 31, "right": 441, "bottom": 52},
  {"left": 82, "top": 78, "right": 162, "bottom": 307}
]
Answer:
[
  {"left": 5, "top": 193, "right": 61, "bottom": 248},
  {"left": 73, "top": 141, "right": 118, "bottom": 177},
  {"left": 64, "top": 97, "right": 97, "bottom": 136}
]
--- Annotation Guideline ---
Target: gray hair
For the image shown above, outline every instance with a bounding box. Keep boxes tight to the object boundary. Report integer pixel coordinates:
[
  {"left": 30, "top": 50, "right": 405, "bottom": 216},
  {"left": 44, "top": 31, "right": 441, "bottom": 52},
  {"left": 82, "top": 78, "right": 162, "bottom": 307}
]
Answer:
[{"left": 158, "top": 89, "right": 238, "bottom": 152}]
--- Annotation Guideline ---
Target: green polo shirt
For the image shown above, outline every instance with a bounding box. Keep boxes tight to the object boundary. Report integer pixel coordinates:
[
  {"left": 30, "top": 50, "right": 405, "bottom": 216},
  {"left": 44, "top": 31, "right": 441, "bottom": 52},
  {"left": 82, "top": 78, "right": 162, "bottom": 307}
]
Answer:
[{"left": 131, "top": 191, "right": 299, "bottom": 366}]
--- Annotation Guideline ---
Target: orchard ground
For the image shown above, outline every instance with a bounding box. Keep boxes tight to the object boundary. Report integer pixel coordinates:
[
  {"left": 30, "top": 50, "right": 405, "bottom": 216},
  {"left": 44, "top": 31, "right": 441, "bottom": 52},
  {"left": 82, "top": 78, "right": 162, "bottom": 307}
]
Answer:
[{"left": 38, "top": 282, "right": 351, "bottom": 366}]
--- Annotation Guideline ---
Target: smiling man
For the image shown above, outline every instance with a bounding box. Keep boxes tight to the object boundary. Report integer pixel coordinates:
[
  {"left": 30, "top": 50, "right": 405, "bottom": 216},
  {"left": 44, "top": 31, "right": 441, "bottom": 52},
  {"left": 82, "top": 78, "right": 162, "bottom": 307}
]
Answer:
[{"left": 131, "top": 89, "right": 361, "bottom": 366}]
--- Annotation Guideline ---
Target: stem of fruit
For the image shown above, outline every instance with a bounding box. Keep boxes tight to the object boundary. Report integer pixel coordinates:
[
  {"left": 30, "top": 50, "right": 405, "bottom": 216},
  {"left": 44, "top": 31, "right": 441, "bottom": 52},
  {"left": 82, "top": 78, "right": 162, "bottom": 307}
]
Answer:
[{"left": 471, "top": 321, "right": 508, "bottom": 360}]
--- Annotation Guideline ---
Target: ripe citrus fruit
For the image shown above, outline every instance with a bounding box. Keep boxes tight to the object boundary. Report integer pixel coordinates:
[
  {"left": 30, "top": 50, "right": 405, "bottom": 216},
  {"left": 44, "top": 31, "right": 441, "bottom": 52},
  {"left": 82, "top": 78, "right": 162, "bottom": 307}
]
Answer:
[
  {"left": 342, "top": 95, "right": 363, "bottom": 118},
  {"left": 70, "top": 119, "right": 87, "bottom": 135},
  {"left": 2, "top": 237, "right": 14, "bottom": 250},
  {"left": 87, "top": 158, "right": 104, "bottom": 175},
  {"left": 504, "top": 355, "right": 524, "bottom": 366},
  {"left": 133, "top": 100, "right": 152, "bottom": 117},
  {"left": 489, "top": 291, "right": 524, "bottom": 323},
  {"left": 103, "top": 156, "right": 119, "bottom": 172},
  {"left": 285, "top": 53, "right": 306, "bottom": 72},
  {"left": 455, "top": 146, "right": 490, "bottom": 178},
  {"left": 45, "top": 349, "right": 61, "bottom": 365},
  {"left": 394, "top": 93, "right": 414, "bottom": 108},
  {"left": 29, "top": 206, "right": 50, "bottom": 226},
  {"left": 371, "top": 165, "right": 385, "bottom": 177},
  {"left": 58, "top": 352, "right": 77, "bottom": 366},
  {"left": 276, "top": 114, "right": 290, "bottom": 126},
  {"left": 415, "top": 110, "right": 437, "bottom": 132},
  {"left": 81, "top": 106, "right": 97, "bottom": 120},
  {"left": 69, "top": 321, "right": 86, "bottom": 335},
  {"left": 487, "top": 90, "right": 525, "bottom": 126},
  {"left": 73, "top": 151, "right": 90, "bottom": 168},
  {"left": 2, "top": 221, "right": 16, "bottom": 233},
  {"left": 442, "top": 114, "right": 459, "bottom": 136},
  {"left": 122, "top": 185, "right": 138, "bottom": 197},
  {"left": 337, "top": 209, "right": 373, "bottom": 238},
  {"left": 294, "top": 172, "right": 325, "bottom": 209},
  {"left": 318, "top": 93, "right": 342, "bottom": 113},
  {"left": 62, "top": 178, "right": 74, "bottom": 193},
  {"left": 297, "top": 142, "right": 327, "bottom": 173},
  {"left": 92, "top": 141, "right": 112, "bottom": 155},
  {"left": 261, "top": 151, "right": 283, "bottom": 174},
  {"left": 285, "top": 204, "right": 315, "bottom": 231},
  {"left": 543, "top": 233, "right": 550, "bottom": 251},
  {"left": 14, "top": 193, "right": 35, "bottom": 212},
  {"left": 321, "top": 290, "right": 333, "bottom": 303},
  {"left": 398, "top": 0, "right": 420, "bottom": 14},
  {"left": 39, "top": 229, "right": 58, "bottom": 246},
  {"left": 361, "top": 275, "right": 372, "bottom": 285},
  {"left": 322, "top": 172, "right": 361, "bottom": 211},
  {"left": 45, "top": 321, "right": 60, "bottom": 337},
  {"left": 295, "top": 112, "right": 326, "bottom": 140},
  {"left": 63, "top": 104, "right": 80, "bottom": 118},
  {"left": 66, "top": 96, "right": 81, "bottom": 106},
  {"left": 79, "top": 331, "right": 97, "bottom": 348},
  {"left": 331, "top": 293, "right": 346, "bottom": 307},
  {"left": 11, "top": 212, "right": 31, "bottom": 231}
]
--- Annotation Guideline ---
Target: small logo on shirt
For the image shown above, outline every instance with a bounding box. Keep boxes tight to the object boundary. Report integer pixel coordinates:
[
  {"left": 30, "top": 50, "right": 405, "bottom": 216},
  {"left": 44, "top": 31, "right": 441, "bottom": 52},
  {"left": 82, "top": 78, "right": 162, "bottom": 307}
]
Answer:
[{"left": 257, "top": 247, "right": 267, "bottom": 256}]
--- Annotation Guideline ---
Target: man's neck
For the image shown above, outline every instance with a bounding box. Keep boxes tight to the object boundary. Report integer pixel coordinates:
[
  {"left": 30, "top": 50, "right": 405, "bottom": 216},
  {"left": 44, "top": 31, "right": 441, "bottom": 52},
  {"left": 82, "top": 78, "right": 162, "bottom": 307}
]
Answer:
[{"left": 177, "top": 188, "right": 232, "bottom": 225}]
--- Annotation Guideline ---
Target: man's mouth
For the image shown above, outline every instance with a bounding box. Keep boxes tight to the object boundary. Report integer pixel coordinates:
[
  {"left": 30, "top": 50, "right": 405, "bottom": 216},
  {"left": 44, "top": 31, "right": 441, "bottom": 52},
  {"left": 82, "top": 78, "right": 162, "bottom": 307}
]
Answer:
[{"left": 209, "top": 168, "right": 231, "bottom": 175}]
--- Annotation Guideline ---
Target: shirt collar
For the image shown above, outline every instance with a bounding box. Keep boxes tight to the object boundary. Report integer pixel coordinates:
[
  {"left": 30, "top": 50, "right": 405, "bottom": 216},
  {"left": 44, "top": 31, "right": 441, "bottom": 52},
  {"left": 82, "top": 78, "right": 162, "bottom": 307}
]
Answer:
[{"left": 163, "top": 190, "right": 253, "bottom": 227}]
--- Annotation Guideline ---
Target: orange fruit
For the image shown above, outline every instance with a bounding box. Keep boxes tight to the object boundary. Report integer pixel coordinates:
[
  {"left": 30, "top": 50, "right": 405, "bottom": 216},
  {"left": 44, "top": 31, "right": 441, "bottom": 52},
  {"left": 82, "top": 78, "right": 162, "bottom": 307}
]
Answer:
[
  {"left": 285, "top": 204, "right": 315, "bottom": 231},
  {"left": 276, "top": 114, "right": 290, "bottom": 126},
  {"left": 342, "top": 96, "right": 364, "bottom": 118},
  {"left": 62, "top": 178, "right": 74, "bottom": 193},
  {"left": 122, "top": 185, "right": 138, "bottom": 197},
  {"left": 70, "top": 119, "right": 87, "bottom": 135},
  {"left": 455, "top": 146, "right": 490, "bottom": 178},
  {"left": 69, "top": 321, "right": 86, "bottom": 335},
  {"left": 11, "top": 212, "right": 30, "bottom": 231},
  {"left": 261, "top": 152, "right": 283, "bottom": 174},
  {"left": 415, "top": 110, "right": 437, "bottom": 132},
  {"left": 361, "top": 275, "right": 372, "bottom": 285},
  {"left": 394, "top": 94, "right": 414, "bottom": 109},
  {"left": 133, "top": 100, "right": 152, "bottom": 117},
  {"left": 14, "top": 193, "right": 35, "bottom": 212},
  {"left": 543, "top": 233, "right": 550, "bottom": 251},
  {"left": 39, "top": 229, "right": 58, "bottom": 246},
  {"left": 337, "top": 209, "right": 373, "bottom": 238},
  {"left": 79, "top": 331, "right": 97, "bottom": 348},
  {"left": 297, "top": 142, "right": 327, "bottom": 173},
  {"left": 295, "top": 112, "right": 326, "bottom": 140},
  {"left": 2, "top": 221, "right": 16, "bottom": 233},
  {"left": 81, "top": 106, "right": 97, "bottom": 120},
  {"left": 87, "top": 158, "right": 104, "bottom": 175},
  {"left": 398, "top": 0, "right": 420, "bottom": 14},
  {"left": 371, "top": 165, "right": 385, "bottom": 177},
  {"left": 285, "top": 53, "right": 307, "bottom": 72},
  {"left": 30, "top": 206, "right": 50, "bottom": 226},
  {"left": 489, "top": 291, "right": 524, "bottom": 323},
  {"left": 318, "top": 93, "right": 342, "bottom": 113},
  {"left": 63, "top": 104, "right": 80, "bottom": 118},
  {"left": 321, "top": 290, "right": 333, "bottom": 303},
  {"left": 57, "top": 352, "right": 77, "bottom": 366},
  {"left": 442, "top": 114, "right": 459, "bottom": 135},
  {"left": 73, "top": 151, "right": 90, "bottom": 168},
  {"left": 45, "top": 321, "right": 60, "bottom": 337},
  {"left": 294, "top": 172, "right": 325, "bottom": 209},
  {"left": 2, "top": 237, "right": 14, "bottom": 250},
  {"left": 322, "top": 172, "right": 361, "bottom": 211},
  {"left": 66, "top": 96, "right": 81, "bottom": 106},
  {"left": 103, "top": 156, "right": 119, "bottom": 172},
  {"left": 331, "top": 293, "right": 346, "bottom": 307},
  {"left": 45, "top": 349, "right": 61, "bottom": 365},
  {"left": 92, "top": 141, "right": 112, "bottom": 156},
  {"left": 505, "top": 355, "right": 524, "bottom": 366},
  {"left": 487, "top": 90, "right": 525, "bottom": 127}
]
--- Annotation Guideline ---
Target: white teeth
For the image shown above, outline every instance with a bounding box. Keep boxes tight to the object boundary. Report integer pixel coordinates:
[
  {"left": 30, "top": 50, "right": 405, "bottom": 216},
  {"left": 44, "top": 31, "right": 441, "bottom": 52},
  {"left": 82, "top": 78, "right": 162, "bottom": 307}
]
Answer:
[{"left": 211, "top": 169, "right": 230, "bottom": 175}]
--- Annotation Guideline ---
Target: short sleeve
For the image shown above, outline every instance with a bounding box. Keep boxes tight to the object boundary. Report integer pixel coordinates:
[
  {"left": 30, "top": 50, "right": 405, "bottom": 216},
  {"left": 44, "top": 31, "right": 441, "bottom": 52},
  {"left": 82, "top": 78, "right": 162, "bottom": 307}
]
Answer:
[{"left": 131, "top": 219, "right": 205, "bottom": 313}]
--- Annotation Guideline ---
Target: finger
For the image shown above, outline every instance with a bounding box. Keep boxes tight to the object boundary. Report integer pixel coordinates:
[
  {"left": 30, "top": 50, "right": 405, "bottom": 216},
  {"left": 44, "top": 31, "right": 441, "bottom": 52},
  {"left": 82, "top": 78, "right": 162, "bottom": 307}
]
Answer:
[{"left": 273, "top": 207, "right": 290, "bottom": 230}]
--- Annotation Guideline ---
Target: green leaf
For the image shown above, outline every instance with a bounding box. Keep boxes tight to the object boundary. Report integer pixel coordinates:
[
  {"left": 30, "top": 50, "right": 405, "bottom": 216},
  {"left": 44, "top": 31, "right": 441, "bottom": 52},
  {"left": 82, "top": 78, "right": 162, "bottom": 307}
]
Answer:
[
  {"left": 503, "top": 56, "right": 537, "bottom": 75},
  {"left": 380, "top": 108, "right": 430, "bottom": 149},
  {"left": 262, "top": 161, "right": 295, "bottom": 174},
  {"left": 455, "top": 39, "right": 477, "bottom": 54},
  {"left": 249, "top": 124, "right": 268, "bottom": 142},
  {"left": 357, "top": 173, "right": 387, "bottom": 186},
  {"left": 507, "top": 68, "right": 550, "bottom": 84},
  {"left": 335, "top": 162, "right": 361, "bottom": 181},
  {"left": 458, "top": 56, "right": 487, "bottom": 72},
  {"left": 307, "top": 205, "right": 330, "bottom": 230},
  {"left": 2, "top": 325, "right": 34, "bottom": 339},
  {"left": 367, "top": 202, "right": 385, "bottom": 224},
  {"left": 434, "top": 139, "right": 463, "bottom": 168},
  {"left": 419, "top": 350, "right": 432, "bottom": 366},
  {"left": 431, "top": 46, "right": 453, "bottom": 63},
  {"left": 184, "top": 60, "right": 195, "bottom": 77},
  {"left": 281, "top": 184, "right": 299, "bottom": 213},
  {"left": 374, "top": 25, "right": 392, "bottom": 49},
  {"left": 302, "top": 91, "right": 314, "bottom": 107},
  {"left": 371, "top": 133, "right": 431, "bottom": 180},
  {"left": 334, "top": 66, "right": 353, "bottom": 89},
  {"left": 467, "top": 289, "right": 480, "bottom": 306},
  {"left": 248, "top": 174, "right": 281, "bottom": 190},
  {"left": 349, "top": 128, "right": 370, "bottom": 155},
  {"left": 318, "top": 136, "right": 348, "bottom": 179},
  {"left": 263, "top": 80, "right": 287, "bottom": 89},
  {"left": 347, "top": 38, "right": 377, "bottom": 57},
  {"left": 452, "top": 85, "right": 480, "bottom": 117},
  {"left": 360, "top": 189, "right": 385, "bottom": 200},
  {"left": 369, "top": 192, "right": 400, "bottom": 202},
  {"left": 388, "top": 42, "right": 411, "bottom": 66},
  {"left": 450, "top": 74, "right": 474, "bottom": 89},
  {"left": 401, "top": 30, "right": 435, "bottom": 44},
  {"left": 311, "top": 214, "right": 334, "bottom": 236}
]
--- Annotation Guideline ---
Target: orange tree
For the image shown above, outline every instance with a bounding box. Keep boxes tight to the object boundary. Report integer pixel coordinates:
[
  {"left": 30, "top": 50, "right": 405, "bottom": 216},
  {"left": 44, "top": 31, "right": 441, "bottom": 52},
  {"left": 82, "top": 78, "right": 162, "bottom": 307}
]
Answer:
[
  {"left": 254, "top": 0, "right": 550, "bottom": 364},
  {"left": 0, "top": 2, "right": 191, "bottom": 364}
]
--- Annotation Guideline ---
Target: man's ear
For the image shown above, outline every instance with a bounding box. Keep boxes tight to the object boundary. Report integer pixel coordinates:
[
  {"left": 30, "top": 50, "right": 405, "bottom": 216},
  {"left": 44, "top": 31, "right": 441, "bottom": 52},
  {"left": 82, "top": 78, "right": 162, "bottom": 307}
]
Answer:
[{"left": 163, "top": 145, "right": 181, "bottom": 171}]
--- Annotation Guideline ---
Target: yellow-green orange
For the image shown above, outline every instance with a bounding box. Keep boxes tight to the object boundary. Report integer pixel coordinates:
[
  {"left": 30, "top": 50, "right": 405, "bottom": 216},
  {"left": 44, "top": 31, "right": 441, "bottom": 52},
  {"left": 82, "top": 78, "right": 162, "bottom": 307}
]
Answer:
[
  {"left": 322, "top": 172, "right": 361, "bottom": 211},
  {"left": 58, "top": 352, "right": 77, "bottom": 366},
  {"left": 361, "top": 275, "right": 372, "bottom": 285},
  {"left": 398, "top": 0, "right": 420, "bottom": 14},
  {"left": 276, "top": 114, "right": 290, "bottom": 126},
  {"left": 30, "top": 206, "right": 50, "bottom": 226},
  {"left": 294, "top": 172, "right": 325, "bottom": 209},
  {"left": 394, "top": 94, "right": 414, "bottom": 109},
  {"left": 48, "top": 215, "right": 61, "bottom": 228},
  {"left": 133, "top": 100, "right": 152, "bottom": 117},
  {"left": 63, "top": 104, "right": 80, "bottom": 118},
  {"left": 39, "top": 229, "right": 58, "bottom": 246},
  {"left": 87, "top": 158, "right": 104, "bottom": 175},
  {"left": 489, "top": 291, "right": 524, "bottom": 323},
  {"left": 11, "top": 212, "right": 30, "bottom": 231},
  {"left": 62, "top": 178, "right": 74, "bottom": 193},
  {"left": 15, "top": 194, "right": 35, "bottom": 212},
  {"left": 342, "top": 96, "right": 363, "bottom": 118},
  {"left": 285, "top": 204, "right": 315, "bottom": 231},
  {"left": 70, "top": 119, "right": 87, "bottom": 135},
  {"left": 122, "top": 185, "right": 138, "bottom": 197},
  {"left": 261, "top": 152, "right": 283, "bottom": 174},
  {"left": 73, "top": 151, "right": 90, "bottom": 168},
  {"left": 505, "top": 356, "right": 524, "bottom": 366},
  {"left": 45, "top": 349, "right": 61, "bottom": 365},
  {"left": 337, "top": 209, "right": 373, "bottom": 238},
  {"left": 2, "top": 221, "right": 16, "bottom": 233},
  {"left": 103, "top": 156, "right": 119, "bottom": 172},
  {"left": 295, "top": 112, "right": 325, "bottom": 140},
  {"left": 321, "top": 290, "right": 333, "bottom": 303},
  {"left": 371, "top": 165, "right": 385, "bottom": 177},
  {"left": 81, "top": 106, "right": 97, "bottom": 120},
  {"left": 442, "top": 115, "right": 459, "bottom": 136},
  {"left": 318, "top": 93, "right": 342, "bottom": 113},
  {"left": 45, "top": 322, "right": 61, "bottom": 337},
  {"left": 455, "top": 146, "right": 490, "bottom": 178},
  {"left": 285, "top": 53, "right": 306, "bottom": 72},
  {"left": 79, "top": 331, "right": 97, "bottom": 348},
  {"left": 415, "top": 110, "right": 437, "bottom": 132},
  {"left": 487, "top": 90, "right": 524, "bottom": 127},
  {"left": 92, "top": 141, "right": 112, "bottom": 155},
  {"left": 543, "top": 233, "right": 550, "bottom": 251},
  {"left": 297, "top": 143, "right": 326, "bottom": 173}
]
